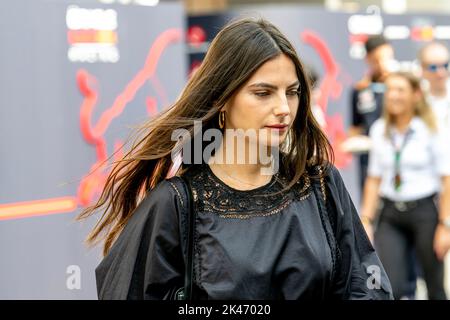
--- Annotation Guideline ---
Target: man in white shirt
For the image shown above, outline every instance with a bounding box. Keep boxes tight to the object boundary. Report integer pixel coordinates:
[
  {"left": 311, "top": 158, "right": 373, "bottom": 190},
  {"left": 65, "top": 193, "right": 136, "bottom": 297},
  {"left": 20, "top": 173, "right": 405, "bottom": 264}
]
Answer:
[
  {"left": 419, "top": 42, "right": 450, "bottom": 132},
  {"left": 419, "top": 45, "right": 450, "bottom": 297}
]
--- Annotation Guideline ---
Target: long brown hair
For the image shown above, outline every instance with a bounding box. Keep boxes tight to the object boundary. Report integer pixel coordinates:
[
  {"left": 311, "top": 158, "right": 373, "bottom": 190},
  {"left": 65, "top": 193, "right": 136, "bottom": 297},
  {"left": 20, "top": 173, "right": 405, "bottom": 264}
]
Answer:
[
  {"left": 78, "top": 17, "right": 333, "bottom": 256},
  {"left": 383, "top": 71, "right": 437, "bottom": 136}
]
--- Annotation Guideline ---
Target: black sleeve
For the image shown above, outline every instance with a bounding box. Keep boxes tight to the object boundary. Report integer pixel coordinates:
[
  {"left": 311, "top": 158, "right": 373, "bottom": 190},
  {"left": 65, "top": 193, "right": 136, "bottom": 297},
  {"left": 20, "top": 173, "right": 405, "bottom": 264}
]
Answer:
[
  {"left": 326, "top": 165, "right": 393, "bottom": 300},
  {"left": 351, "top": 88, "right": 363, "bottom": 127},
  {"left": 95, "top": 178, "right": 186, "bottom": 300}
]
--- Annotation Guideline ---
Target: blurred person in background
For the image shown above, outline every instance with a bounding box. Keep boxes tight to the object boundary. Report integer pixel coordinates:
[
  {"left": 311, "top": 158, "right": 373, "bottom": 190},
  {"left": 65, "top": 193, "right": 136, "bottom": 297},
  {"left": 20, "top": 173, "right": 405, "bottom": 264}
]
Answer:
[
  {"left": 419, "top": 41, "right": 450, "bottom": 133},
  {"left": 305, "top": 65, "right": 326, "bottom": 129},
  {"left": 348, "top": 35, "right": 395, "bottom": 190},
  {"left": 360, "top": 72, "right": 450, "bottom": 300}
]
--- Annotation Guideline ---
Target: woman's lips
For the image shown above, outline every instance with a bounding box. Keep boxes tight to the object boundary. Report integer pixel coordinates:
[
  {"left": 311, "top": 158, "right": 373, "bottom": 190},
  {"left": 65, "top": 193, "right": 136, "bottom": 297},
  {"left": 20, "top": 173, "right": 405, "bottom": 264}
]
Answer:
[{"left": 265, "top": 124, "right": 288, "bottom": 132}]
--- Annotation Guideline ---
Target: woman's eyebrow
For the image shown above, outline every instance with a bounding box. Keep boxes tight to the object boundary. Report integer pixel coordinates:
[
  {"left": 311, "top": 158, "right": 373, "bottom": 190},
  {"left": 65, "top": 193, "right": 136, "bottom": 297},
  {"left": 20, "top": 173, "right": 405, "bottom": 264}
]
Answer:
[
  {"left": 287, "top": 81, "right": 300, "bottom": 88},
  {"left": 247, "top": 81, "right": 300, "bottom": 89}
]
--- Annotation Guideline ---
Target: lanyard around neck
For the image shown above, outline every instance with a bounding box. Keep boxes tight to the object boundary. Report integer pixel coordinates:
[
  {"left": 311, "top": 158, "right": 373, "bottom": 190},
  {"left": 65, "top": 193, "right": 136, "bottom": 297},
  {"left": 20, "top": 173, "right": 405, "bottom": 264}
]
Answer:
[{"left": 390, "top": 128, "right": 413, "bottom": 191}]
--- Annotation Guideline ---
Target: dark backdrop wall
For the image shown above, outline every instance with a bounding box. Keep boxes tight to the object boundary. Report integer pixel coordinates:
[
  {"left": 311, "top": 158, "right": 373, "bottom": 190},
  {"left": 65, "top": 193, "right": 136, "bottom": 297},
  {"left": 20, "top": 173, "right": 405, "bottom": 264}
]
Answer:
[{"left": 0, "top": 0, "right": 187, "bottom": 299}]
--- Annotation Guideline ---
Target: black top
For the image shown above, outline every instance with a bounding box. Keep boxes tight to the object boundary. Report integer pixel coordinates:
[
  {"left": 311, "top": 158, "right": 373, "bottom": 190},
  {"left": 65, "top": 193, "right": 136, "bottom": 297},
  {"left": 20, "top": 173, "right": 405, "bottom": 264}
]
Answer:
[{"left": 95, "top": 164, "right": 393, "bottom": 300}]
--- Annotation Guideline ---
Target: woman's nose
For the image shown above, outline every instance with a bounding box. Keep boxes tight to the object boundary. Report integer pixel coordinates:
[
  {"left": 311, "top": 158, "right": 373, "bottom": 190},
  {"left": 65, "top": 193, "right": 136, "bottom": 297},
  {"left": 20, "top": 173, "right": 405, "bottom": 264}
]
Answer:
[{"left": 274, "top": 94, "right": 291, "bottom": 116}]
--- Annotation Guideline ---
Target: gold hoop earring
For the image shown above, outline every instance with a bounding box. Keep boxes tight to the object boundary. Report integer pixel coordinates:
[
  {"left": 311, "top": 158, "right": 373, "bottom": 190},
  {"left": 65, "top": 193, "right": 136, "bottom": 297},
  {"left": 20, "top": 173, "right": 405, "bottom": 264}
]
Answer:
[{"left": 219, "top": 111, "right": 225, "bottom": 129}]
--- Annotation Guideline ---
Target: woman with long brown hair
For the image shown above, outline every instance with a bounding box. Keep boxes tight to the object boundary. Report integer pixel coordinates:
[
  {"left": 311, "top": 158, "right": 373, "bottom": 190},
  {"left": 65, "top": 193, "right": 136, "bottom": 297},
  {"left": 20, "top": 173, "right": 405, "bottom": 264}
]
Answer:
[
  {"left": 79, "top": 17, "right": 392, "bottom": 300},
  {"left": 361, "top": 72, "right": 450, "bottom": 299}
]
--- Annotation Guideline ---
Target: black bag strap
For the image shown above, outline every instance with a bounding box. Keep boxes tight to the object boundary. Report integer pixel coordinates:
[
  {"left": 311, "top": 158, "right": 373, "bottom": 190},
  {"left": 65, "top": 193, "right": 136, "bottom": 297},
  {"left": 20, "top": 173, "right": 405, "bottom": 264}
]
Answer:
[
  {"left": 167, "top": 175, "right": 196, "bottom": 300},
  {"left": 179, "top": 175, "right": 195, "bottom": 301}
]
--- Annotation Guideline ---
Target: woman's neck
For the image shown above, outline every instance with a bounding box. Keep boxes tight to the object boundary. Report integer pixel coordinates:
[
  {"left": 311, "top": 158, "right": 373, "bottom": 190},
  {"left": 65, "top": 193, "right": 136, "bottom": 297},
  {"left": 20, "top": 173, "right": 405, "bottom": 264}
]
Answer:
[
  {"left": 393, "top": 112, "right": 414, "bottom": 133},
  {"left": 208, "top": 138, "right": 274, "bottom": 190}
]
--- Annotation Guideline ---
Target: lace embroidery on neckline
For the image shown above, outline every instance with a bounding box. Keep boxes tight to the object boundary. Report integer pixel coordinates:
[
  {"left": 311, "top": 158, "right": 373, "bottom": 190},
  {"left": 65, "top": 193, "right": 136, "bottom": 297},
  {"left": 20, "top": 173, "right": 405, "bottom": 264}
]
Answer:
[{"left": 187, "top": 166, "right": 311, "bottom": 219}]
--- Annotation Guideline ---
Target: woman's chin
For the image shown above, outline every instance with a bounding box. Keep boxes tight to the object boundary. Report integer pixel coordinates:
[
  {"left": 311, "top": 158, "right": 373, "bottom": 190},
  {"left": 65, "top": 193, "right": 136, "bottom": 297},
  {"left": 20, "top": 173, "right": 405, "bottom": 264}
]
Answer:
[{"left": 259, "top": 134, "right": 286, "bottom": 147}]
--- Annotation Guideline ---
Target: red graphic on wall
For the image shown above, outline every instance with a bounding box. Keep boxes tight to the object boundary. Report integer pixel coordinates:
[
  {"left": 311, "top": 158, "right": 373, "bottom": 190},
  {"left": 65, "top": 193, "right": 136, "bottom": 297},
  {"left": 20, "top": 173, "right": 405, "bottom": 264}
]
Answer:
[
  {"left": 301, "top": 30, "right": 352, "bottom": 169},
  {"left": 78, "top": 28, "right": 181, "bottom": 206},
  {"left": 0, "top": 28, "right": 182, "bottom": 221}
]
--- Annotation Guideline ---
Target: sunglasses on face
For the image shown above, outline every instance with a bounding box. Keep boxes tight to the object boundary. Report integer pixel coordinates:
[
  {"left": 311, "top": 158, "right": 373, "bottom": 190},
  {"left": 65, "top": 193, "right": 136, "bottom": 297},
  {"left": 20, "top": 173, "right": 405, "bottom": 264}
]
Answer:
[{"left": 425, "top": 62, "right": 450, "bottom": 73}]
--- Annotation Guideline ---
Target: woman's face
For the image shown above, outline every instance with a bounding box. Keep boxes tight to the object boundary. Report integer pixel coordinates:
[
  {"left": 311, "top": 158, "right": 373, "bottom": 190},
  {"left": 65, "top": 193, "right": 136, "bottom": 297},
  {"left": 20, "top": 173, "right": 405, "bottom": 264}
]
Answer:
[
  {"left": 223, "top": 53, "right": 300, "bottom": 147},
  {"left": 384, "top": 75, "right": 416, "bottom": 117}
]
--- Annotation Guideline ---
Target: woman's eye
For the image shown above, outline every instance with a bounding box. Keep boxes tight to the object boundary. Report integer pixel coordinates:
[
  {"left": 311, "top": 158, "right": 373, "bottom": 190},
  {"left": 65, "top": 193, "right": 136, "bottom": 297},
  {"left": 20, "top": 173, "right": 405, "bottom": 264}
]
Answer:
[
  {"left": 255, "top": 91, "right": 270, "bottom": 97},
  {"left": 287, "top": 90, "right": 300, "bottom": 97}
]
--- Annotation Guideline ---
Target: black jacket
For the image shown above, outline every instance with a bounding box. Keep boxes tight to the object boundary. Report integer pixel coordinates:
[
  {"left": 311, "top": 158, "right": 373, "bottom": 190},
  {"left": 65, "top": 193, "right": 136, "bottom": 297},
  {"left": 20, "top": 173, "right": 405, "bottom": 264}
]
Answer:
[{"left": 95, "top": 164, "right": 393, "bottom": 300}]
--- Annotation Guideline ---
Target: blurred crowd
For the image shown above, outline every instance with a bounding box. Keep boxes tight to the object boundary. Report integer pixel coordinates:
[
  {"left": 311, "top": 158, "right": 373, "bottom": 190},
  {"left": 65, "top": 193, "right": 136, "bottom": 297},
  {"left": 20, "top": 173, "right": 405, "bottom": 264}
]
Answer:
[{"left": 341, "top": 36, "right": 450, "bottom": 300}]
